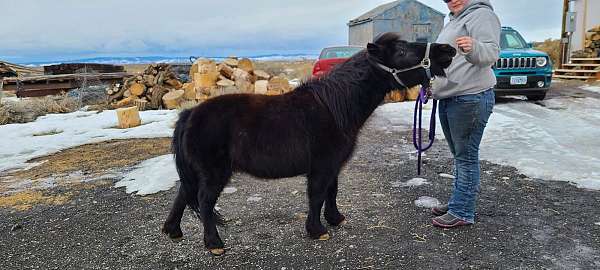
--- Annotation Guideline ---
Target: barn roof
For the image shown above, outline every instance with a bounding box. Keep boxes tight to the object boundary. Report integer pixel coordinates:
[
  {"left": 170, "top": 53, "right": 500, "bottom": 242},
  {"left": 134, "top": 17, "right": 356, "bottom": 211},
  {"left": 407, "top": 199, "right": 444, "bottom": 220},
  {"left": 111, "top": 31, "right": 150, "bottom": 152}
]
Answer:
[{"left": 348, "top": 0, "right": 445, "bottom": 26}]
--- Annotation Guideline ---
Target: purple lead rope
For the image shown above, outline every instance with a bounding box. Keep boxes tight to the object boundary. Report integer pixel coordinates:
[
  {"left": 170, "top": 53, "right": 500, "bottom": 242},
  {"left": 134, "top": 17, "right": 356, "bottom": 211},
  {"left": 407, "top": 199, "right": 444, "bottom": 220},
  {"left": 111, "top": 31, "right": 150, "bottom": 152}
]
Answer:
[{"left": 412, "top": 85, "right": 437, "bottom": 175}]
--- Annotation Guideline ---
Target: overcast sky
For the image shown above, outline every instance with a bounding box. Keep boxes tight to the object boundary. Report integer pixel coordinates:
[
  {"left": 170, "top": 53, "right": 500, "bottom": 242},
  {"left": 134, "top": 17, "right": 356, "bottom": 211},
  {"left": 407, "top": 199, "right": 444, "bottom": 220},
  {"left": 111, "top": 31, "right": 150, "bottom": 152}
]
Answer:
[{"left": 0, "top": 0, "right": 563, "bottom": 63}]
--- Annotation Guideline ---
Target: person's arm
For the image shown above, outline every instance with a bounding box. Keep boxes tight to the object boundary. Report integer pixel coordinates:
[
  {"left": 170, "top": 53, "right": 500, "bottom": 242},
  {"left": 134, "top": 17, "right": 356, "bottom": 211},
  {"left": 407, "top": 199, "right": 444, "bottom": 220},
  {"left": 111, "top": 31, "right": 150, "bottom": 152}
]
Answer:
[{"left": 460, "top": 9, "right": 501, "bottom": 67}]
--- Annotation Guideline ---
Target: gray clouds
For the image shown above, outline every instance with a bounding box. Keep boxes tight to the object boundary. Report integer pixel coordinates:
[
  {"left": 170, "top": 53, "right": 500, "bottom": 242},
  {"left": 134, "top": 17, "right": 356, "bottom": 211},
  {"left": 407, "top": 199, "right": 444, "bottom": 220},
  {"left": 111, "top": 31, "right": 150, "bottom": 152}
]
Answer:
[{"left": 0, "top": 0, "right": 562, "bottom": 62}]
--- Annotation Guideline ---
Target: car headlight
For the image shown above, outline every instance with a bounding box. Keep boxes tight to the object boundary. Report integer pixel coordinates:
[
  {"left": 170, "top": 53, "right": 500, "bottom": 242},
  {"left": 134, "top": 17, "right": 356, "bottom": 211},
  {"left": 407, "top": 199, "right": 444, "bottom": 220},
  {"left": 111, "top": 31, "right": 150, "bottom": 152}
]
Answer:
[{"left": 536, "top": 57, "right": 547, "bottom": 67}]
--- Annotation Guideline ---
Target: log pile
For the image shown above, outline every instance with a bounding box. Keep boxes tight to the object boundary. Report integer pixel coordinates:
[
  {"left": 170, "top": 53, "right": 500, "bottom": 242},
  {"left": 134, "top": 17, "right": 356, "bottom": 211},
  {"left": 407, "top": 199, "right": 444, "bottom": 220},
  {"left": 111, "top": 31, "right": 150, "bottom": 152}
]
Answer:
[
  {"left": 107, "top": 63, "right": 184, "bottom": 110},
  {"left": 190, "top": 57, "right": 292, "bottom": 101},
  {"left": 572, "top": 25, "right": 600, "bottom": 59},
  {"left": 384, "top": 86, "right": 421, "bottom": 103},
  {"left": 107, "top": 59, "right": 293, "bottom": 110}
]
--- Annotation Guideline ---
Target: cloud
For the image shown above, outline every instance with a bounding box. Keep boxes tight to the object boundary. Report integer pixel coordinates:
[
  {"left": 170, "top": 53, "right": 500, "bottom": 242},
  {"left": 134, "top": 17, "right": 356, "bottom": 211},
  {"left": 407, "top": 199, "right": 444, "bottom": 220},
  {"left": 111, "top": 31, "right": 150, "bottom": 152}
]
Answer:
[{"left": 0, "top": 0, "right": 563, "bottom": 62}]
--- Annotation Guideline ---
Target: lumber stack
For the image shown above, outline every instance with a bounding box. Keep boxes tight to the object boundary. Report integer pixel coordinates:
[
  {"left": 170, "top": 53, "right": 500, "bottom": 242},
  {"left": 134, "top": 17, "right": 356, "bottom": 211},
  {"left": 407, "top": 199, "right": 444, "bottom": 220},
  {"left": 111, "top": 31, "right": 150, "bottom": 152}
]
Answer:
[
  {"left": 107, "top": 63, "right": 184, "bottom": 110},
  {"left": 572, "top": 25, "right": 600, "bottom": 58},
  {"left": 189, "top": 57, "right": 292, "bottom": 101}
]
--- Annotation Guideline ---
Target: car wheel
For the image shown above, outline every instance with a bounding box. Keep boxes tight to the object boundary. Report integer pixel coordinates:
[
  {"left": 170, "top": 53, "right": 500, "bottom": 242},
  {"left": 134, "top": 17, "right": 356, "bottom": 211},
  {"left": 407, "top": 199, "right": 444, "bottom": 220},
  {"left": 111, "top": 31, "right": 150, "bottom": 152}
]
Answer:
[{"left": 527, "top": 93, "right": 546, "bottom": 101}]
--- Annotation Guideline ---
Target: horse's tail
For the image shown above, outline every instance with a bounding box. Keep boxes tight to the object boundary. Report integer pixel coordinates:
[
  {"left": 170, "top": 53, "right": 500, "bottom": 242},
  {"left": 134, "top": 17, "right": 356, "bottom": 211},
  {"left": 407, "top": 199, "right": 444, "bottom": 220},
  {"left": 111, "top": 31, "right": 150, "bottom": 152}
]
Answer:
[{"left": 172, "top": 109, "right": 202, "bottom": 211}]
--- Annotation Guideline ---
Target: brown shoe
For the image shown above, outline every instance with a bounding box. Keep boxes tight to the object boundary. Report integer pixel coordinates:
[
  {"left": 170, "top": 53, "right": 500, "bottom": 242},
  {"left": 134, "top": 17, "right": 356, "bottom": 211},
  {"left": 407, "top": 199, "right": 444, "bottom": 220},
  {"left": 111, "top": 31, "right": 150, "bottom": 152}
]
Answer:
[
  {"left": 432, "top": 213, "right": 472, "bottom": 228},
  {"left": 431, "top": 204, "right": 449, "bottom": 216}
]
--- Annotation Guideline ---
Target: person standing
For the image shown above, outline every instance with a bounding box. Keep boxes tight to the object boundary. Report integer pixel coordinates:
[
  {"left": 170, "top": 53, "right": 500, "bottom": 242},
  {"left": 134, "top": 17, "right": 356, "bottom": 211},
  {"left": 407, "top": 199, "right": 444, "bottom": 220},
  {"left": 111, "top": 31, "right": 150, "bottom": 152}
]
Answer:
[{"left": 430, "top": 0, "right": 501, "bottom": 228}]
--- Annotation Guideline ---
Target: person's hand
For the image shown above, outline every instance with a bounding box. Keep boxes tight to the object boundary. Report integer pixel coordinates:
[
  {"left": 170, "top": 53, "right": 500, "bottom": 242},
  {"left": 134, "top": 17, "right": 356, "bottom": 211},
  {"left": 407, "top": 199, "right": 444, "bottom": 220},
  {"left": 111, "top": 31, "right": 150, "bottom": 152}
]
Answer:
[{"left": 456, "top": 36, "right": 473, "bottom": 53}]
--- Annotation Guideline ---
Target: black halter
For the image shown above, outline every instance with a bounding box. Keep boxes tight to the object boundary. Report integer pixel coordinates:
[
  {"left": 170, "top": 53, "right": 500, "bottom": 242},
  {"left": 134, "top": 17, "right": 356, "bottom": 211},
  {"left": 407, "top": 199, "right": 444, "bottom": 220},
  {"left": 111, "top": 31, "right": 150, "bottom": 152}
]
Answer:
[{"left": 373, "top": 43, "right": 433, "bottom": 89}]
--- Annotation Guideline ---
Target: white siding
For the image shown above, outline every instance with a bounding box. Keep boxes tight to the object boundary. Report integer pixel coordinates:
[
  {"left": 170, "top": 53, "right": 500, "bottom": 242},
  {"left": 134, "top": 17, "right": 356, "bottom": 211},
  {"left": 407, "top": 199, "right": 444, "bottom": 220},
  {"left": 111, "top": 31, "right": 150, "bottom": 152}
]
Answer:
[{"left": 571, "top": 0, "right": 600, "bottom": 52}]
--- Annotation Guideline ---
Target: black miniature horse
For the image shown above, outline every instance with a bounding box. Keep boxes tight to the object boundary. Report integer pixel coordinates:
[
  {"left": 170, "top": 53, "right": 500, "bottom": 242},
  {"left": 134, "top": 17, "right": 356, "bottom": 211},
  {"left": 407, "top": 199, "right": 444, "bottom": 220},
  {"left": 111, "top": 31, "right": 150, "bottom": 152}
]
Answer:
[{"left": 162, "top": 32, "right": 456, "bottom": 255}]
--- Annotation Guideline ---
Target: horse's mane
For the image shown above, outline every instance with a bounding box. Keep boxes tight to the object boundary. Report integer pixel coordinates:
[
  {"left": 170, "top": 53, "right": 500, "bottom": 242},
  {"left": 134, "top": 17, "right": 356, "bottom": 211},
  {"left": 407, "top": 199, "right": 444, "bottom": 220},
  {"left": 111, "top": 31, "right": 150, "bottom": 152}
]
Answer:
[{"left": 296, "top": 51, "right": 389, "bottom": 135}]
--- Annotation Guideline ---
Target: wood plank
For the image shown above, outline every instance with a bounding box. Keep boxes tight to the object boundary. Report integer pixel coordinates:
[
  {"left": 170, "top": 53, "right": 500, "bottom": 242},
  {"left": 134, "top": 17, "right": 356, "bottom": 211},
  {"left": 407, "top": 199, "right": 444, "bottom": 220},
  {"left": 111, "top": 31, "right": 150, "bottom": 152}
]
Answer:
[
  {"left": 16, "top": 88, "right": 71, "bottom": 97},
  {"left": 554, "top": 69, "right": 600, "bottom": 73},
  {"left": 562, "top": 63, "right": 600, "bottom": 67},
  {"left": 2, "top": 72, "right": 130, "bottom": 83},
  {"left": 552, "top": 74, "right": 595, "bottom": 79},
  {"left": 1, "top": 82, "right": 73, "bottom": 91},
  {"left": 570, "top": 58, "right": 600, "bottom": 61},
  {"left": 570, "top": 58, "right": 600, "bottom": 64}
]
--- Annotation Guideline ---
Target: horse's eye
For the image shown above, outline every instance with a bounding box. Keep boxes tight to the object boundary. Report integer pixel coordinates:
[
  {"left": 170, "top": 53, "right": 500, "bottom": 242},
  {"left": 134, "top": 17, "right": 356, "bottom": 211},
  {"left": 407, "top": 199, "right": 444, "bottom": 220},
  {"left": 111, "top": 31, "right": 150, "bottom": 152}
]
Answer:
[{"left": 397, "top": 48, "right": 405, "bottom": 56}]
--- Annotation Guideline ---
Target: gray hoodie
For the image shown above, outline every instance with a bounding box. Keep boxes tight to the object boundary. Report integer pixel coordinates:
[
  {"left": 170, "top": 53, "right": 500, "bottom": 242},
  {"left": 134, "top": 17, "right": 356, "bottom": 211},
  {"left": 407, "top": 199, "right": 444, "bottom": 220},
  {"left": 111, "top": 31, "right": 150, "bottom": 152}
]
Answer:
[{"left": 432, "top": 0, "right": 501, "bottom": 99}]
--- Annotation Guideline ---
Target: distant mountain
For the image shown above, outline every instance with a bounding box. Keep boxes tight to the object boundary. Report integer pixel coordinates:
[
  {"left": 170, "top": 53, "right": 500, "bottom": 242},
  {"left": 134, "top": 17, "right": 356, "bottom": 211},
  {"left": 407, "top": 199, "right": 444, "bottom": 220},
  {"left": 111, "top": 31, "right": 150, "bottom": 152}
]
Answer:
[{"left": 22, "top": 54, "right": 319, "bottom": 66}]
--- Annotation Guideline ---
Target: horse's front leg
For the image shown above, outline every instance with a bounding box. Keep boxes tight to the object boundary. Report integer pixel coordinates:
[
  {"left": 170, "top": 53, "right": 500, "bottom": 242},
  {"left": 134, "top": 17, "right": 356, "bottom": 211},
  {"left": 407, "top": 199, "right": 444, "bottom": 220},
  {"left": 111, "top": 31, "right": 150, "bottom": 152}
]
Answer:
[
  {"left": 324, "top": 176, "right": 346, "bottom": 226},
  {"left": 306, "top": 172, "right": 332, "bottom": 240}
]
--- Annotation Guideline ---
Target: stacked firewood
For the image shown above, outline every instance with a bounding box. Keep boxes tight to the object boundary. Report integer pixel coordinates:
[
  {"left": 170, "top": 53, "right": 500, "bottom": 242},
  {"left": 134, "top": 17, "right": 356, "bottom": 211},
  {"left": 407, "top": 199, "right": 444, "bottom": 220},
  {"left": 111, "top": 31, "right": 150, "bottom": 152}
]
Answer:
[
  {"left": 189, "top": 57, "right": 291, "bottom": 102},
  {"left": 384, "top": 86, "right": 422, "bottom": 103},
  {"left": 572, "top": 25, "right": 600, "bottom": 59},
  {"left": 107, "top": 63, "right": 184, "bottom": 110}
]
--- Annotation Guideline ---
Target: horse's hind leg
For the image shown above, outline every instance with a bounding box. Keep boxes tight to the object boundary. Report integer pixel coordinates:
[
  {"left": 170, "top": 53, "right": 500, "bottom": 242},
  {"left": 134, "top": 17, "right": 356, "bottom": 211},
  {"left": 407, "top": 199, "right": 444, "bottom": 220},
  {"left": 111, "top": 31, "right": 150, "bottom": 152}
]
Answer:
[
  {"left": 199, "top": 184, "right": 226, "bottom": 255},
  {"left": 324, "top": 176, "right": 346, "bottom": 226},
  {"left": 197, "top": 167, "right": 230, "bottom": 256},
  {"left": 306, "top": 172, "right": 333, "bottom": 240},
  {"left": 162, "top": 186, "right": 186, "bottom": 240}
]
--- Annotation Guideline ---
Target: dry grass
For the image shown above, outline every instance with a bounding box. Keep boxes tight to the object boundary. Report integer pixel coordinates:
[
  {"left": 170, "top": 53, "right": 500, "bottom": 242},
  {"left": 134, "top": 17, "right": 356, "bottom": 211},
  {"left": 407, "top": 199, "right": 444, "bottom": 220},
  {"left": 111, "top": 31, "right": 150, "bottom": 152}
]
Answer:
[
  {"left": 9, "top": 138, "right": 171, "bottom": 181},
  {"left": 0, "top": 105, "right": 9, "bottom": 125},
  {"left": 254, "top": 60, "right": 315, "bottom": 81},
  {"left": 534, "top": 39, "right": 561, "bottom": 68},
  {"left": 0, "top": 95, "right": 79, "bottom": 125},
  {"left": 123, "top": 64, "right": 149, "bottom": 74},
  {"left": 0, "top": 190, "right": 71, "bottom": 211}
]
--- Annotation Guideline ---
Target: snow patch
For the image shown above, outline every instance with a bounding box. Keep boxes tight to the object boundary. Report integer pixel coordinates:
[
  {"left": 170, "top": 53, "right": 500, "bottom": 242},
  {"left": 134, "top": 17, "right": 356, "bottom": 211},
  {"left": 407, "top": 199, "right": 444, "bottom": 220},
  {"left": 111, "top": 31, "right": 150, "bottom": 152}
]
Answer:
[
  {"left": 580, "top": 85, "right": 600, "bottom": 94},
  {"left": 247, "top": 195, "right": 263, "bottom": 202},
  {"left": 414, "top": 196, "right": 440, "bottom": 208},
  {"left": 374, "top": 97, "right": 600, "bottom": 190},
  {"left": 0, "top": 109, "right": 178, "bottom": 172},
  {"left": 289, "top": 79, "right": 301, "bottom": 88},
  {"left": 223, "top": 187, "right": 238, "bottom": 194},
  {"left": 392, "top": 178, "right": 429, "bottom": 187},
  {"left": 115, "top": 154, "right": 178, "bottom": 195},
  {"left": 595, "top": 222, "right": 600, "bottom": 226},
  {"left": 439, "top": 173, "right": 455, "bottom": 179}
]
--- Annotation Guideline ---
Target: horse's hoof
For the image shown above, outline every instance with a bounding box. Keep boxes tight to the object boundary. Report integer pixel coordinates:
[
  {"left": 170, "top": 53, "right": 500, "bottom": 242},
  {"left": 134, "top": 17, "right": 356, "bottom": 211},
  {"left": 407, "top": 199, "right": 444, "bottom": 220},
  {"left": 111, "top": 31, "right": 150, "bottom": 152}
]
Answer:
[
  {"left": 209, "top": 248, "right": 225, "bottom": 256},
  {"left": 162, "top": 226, "right": 183, "bottom": 241},
  {"left": 170, "top": 236, "right": 183, "bottom": 242},
  {"left": 339, "top": 219, "right": 348, "bottom": 226},
  {"left": 318, "top": 233, "right": 330, "bottom": 241}
]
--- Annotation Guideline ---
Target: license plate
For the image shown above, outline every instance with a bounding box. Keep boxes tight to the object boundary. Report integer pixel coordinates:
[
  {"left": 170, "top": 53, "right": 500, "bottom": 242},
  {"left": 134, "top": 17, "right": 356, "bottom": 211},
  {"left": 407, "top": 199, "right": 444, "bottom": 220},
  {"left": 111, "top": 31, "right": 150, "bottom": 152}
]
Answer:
[{"left": 510, "top": 76, "right": 527, "bottom": 85}]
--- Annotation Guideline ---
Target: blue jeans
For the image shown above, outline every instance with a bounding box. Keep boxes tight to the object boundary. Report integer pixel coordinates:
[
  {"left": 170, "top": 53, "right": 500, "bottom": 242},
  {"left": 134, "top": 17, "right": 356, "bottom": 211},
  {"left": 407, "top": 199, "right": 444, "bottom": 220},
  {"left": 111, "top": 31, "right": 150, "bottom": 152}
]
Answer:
[{"left": 438, "top": 89, "right": 495, "bottom": 223}]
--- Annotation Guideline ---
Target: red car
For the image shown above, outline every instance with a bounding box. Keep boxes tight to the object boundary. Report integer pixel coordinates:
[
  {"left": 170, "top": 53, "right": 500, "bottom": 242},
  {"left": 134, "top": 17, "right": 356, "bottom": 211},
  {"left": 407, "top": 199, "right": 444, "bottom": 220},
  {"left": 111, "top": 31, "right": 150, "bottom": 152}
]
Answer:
[{"left": 312, "top": 46, "right": 364, "bottom": 77}]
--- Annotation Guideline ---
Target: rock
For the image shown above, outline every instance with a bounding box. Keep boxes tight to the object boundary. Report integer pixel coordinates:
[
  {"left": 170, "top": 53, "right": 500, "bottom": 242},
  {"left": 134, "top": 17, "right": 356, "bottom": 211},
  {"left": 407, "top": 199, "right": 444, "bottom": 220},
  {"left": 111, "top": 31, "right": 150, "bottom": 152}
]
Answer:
[
  {"left": 414, "top": 196, "right": 440, "bottom": 208},
  {"left": 247, "top": 195, "right": 262, "bottom": 202},
  {"left": 439, "top": 173, "right": 455, "bottom": 179},
  {"left": 392, "top": 178, "right": 429, "bottom": 187},
  {"left": 11, "top": 224, "right": 22, "bottom": 231},
  {"left": 223, "top": 187, "right": 237, "bottom": 194}
]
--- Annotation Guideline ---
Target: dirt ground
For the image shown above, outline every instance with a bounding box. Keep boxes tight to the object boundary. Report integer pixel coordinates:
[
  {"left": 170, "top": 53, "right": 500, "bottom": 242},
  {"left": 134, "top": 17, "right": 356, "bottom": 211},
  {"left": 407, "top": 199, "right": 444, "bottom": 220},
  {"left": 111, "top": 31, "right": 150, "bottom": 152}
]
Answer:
[{"left": 1, "top": 81, "right": 600, "bottom": 269}]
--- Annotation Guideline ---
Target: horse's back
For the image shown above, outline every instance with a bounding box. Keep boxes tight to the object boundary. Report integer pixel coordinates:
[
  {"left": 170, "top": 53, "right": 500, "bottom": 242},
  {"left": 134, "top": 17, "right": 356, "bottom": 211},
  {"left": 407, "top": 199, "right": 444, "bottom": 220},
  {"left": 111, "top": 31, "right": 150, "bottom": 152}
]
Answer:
[{"left": 186, "top": 92, "right": 318, "bottom": 178}]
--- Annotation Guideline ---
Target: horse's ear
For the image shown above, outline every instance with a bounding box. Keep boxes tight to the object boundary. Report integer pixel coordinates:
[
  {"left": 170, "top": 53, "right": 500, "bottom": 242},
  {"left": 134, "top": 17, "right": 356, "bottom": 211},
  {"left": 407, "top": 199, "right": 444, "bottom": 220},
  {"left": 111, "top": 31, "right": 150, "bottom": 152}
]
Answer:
[{"left": 367, "top": 43, "right": 381, "bottom": 57}]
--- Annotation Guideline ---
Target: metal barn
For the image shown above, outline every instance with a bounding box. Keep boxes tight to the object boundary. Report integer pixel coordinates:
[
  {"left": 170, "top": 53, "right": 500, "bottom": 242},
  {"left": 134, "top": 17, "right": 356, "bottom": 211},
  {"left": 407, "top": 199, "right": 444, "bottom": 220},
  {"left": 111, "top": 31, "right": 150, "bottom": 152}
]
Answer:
[{"left": 348, "top": 0, "right": 445, "bottom": 46}]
